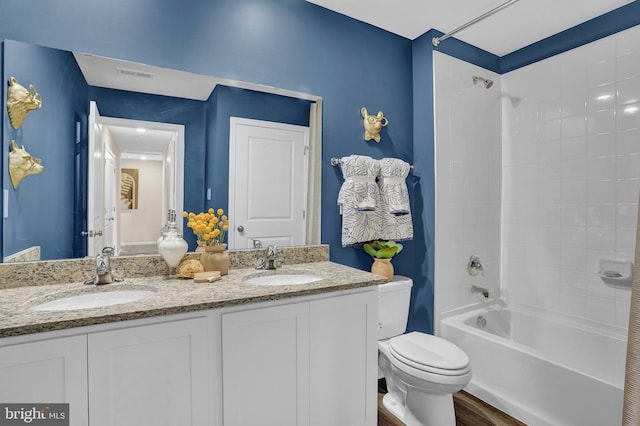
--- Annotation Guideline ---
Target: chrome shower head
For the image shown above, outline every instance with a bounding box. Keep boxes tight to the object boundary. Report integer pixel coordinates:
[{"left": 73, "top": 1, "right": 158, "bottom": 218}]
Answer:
[{"left": 472, "top": 76, "right": 494, "bottom": 89}]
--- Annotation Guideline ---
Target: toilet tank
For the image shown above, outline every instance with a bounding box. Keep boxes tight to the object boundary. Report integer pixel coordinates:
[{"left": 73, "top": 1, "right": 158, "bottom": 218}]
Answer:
[{"left": 378, "top": 276, "right": 413, "bottom": 340}]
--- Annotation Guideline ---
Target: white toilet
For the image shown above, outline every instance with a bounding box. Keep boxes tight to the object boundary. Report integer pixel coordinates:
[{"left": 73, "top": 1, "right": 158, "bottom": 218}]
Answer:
[{"left": 378, "top": 276, "right": 472, "bottom": 426}]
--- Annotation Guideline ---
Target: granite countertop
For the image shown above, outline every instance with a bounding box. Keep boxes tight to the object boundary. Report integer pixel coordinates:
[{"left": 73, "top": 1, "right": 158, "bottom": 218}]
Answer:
[{"left": 0, "top": 261, "right": 386, "bottom": 338}]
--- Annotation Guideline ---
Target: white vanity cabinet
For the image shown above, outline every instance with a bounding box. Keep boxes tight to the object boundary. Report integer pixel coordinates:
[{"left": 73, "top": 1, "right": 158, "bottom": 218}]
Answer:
[
  {"left": 0, "top": 335, "right": 89, "bottom": 426},
  {"left": 0, "top": 283, "right": 378, "bottom": 426},
  {"left": 221, "top": 302, "right": 310, "bottom": 426},
  {"left": 221, "top": 289, "right": 378, "bottom": 426},
  {"left": 309, "top": 292, "right": 378, "bottom": 426},
  {"left": 0, "top": 316, "right": 210, "bottom": 426},
  {"left": 87, "top": 316, "right": 210, "bottom": 426}
]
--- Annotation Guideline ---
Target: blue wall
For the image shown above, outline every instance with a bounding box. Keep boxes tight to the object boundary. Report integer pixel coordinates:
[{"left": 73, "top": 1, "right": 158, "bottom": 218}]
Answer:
[
  {"left": 2, "top": 40, "right": 87, "bottom": 260},
  {"left": 500, "top": 1, "right": 640, "bottom": 73}
]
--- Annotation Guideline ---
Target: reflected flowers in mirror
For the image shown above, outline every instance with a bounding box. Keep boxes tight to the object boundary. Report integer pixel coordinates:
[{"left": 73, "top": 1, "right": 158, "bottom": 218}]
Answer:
[{"left": 183, "top": 208, "right": 229, "bottom": 247}]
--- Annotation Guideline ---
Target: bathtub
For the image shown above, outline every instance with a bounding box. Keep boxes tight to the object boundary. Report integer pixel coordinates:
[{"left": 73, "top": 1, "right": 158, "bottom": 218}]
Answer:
[{"left": 440, "top": 302, "right": 627, "bottom": 426}]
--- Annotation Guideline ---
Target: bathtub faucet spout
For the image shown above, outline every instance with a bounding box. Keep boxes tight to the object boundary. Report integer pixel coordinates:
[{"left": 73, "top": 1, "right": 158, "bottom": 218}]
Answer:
[{"left": 471, "top": 285, "right": 489, "bottom": 299}]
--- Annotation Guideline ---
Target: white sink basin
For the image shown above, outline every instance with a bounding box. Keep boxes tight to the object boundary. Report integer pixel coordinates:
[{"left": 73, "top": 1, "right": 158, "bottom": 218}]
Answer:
[
  {"left": 31, "top": 290, "right": 155, "bottom": 311},
  {"left": 243, "top": 274, "right": 323, "bottom": 286}
]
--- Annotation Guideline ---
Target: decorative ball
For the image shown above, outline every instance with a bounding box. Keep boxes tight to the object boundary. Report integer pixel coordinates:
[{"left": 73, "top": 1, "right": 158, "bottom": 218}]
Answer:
[{"left": 176, "top": 259, "right": 204, "bottom": 278}]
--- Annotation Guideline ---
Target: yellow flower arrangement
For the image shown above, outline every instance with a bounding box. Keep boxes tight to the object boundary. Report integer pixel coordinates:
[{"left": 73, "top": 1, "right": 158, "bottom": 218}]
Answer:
[{"left": 183, "top": 208, "right": 229, "bottom": 246}]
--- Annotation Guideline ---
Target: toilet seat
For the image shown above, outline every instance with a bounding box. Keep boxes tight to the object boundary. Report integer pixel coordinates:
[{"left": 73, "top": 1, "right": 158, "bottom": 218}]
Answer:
[{"left": 389, "top": 332, "right": 470, "bottom": 376}]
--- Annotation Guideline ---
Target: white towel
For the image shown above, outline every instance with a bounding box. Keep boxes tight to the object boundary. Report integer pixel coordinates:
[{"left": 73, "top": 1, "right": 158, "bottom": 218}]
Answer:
[
  {"left": 378, "top": 158, "right": 411, "bottom": 215},
  {"left": 338, "top": 155, "right": 383, "bottom": 246},
  {"left": 337, "top": 155, "right": 380, "bottom": 211},
  {"left": 337, "top": 156, "right": 413, "bottom": 246},
  {"left": 377, "top": 158, "right": 413, "bottom": 241}
]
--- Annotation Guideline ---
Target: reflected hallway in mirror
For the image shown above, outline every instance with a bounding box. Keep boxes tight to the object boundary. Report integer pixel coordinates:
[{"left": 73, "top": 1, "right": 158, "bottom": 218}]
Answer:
[{"left": 89, "top": 113, "right": 184, "bottom": 257}]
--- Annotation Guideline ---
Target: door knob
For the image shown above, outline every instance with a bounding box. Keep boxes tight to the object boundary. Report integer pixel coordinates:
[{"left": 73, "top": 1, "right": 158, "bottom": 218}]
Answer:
[{"left": 237, "top": 225, "right": 245, "bottom": 233}]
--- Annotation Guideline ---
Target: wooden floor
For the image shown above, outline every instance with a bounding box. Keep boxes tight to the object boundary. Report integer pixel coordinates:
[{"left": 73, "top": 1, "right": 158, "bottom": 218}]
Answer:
[{"left": 378, "top": 380, "right": 526, "bottom": 426}]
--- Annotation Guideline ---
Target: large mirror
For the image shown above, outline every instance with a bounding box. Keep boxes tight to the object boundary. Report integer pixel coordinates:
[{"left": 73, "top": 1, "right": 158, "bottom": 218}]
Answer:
[{"left": 2, "top": 40, "right": 322, "bottom": 262}]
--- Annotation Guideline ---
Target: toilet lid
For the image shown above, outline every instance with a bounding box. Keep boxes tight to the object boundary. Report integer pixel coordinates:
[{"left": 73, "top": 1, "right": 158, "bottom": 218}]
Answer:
[{"left": 389, "top": 332, "right": 470, "bottom": 375}]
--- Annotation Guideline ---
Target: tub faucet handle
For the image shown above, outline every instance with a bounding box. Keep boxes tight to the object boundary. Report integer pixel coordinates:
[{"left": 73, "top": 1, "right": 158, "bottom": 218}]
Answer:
[{"left": 468, "top": 254, "right": 484, "bottom": 277}]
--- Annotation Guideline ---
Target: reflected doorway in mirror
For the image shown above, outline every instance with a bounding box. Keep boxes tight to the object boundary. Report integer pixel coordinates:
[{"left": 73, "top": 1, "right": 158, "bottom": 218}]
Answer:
[
  {"left": 88, "top": 101, "right": 184, "bottom": 257},
  {"left": 228, "top": 118, "right": 309, "bottom": 249}
]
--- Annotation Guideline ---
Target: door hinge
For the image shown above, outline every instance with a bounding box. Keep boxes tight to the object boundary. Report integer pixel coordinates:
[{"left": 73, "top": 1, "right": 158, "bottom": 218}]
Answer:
[{"left": 303, "top": 210, "right": 306, "bottom": 219}]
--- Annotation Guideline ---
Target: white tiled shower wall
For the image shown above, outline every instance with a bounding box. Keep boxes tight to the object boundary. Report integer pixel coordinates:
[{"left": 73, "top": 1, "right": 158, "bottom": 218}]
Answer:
[
  {"left": 435, "top": 25, "right": 640, "bottom": 332},
  {"left": 502, "top": 26, "right": 640, "bottom": 329},
  {"left": 433, "top": 52, "right": 502, "bottom": 329}
]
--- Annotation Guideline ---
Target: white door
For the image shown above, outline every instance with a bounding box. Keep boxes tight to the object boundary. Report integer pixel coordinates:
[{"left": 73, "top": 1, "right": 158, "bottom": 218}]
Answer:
[
  {"left": 229, "top": 118, "right": 309, "bottom": 249},
  {"left": 88, "top": 101, "right": 105, "bottom": 256},
  {"left": 104, "top": 147, "right": 117, "bottom": 251}
]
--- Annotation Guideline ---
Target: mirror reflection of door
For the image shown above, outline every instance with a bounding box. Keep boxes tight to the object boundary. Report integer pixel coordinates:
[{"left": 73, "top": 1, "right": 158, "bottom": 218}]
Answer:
[
  {"left": 88, "top": 102, "right": 105, "bottom": 257},
  {"left": 87, "top": 102, "right": 184, "bottom": 256},
  {"left": 104, "top": 147, "right": 117, "bottom": 250},
  {"left": 229, "top": 118, "right": 309, "bottom": 249}
]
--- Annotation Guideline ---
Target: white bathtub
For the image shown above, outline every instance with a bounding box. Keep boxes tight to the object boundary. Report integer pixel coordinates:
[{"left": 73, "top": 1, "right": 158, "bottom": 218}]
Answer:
[{"left": 440, "top": 303, "right": 627, "bottom": 426}]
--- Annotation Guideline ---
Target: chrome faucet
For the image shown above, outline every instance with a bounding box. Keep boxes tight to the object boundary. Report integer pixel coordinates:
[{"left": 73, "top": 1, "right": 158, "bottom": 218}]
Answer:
[
  {"left": 85, "top": 247, "right": 123, "bottom": 285},
  {"left": 471, "top": 285, "right": 489, "bottom": 299},
  {"left": 255, "top": 245, "right": 281, "bottom": 270}
]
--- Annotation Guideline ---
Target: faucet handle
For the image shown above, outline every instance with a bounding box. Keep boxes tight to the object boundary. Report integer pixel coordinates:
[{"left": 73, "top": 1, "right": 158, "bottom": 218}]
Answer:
[
  {"left": 96, "top": 253, "right": 109, "bottom": 274},
  {"left": 467, "top": 254, "right": 484, "bottom": 277},
  {"left": 102, "top": 246, "right": 115, "bottom": 257},
  {"left": 267, "top": 245, "right": 282, "bottom": 269},
  {"left": 254, "top": 251, "right": 266, "bottom": 270}
]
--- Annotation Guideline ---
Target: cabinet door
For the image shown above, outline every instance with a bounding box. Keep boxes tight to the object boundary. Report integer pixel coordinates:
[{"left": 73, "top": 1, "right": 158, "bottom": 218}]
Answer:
[
  {"left": 309, "top": 290, "right": 378, "bottom": 426},
  {"left": 0, "top": 335, "right": 88, "bottom": 426},
  {"left": 222, "top": 303, "right": 309, "bottom": 426},
  {"left": 88, "top": 317, "right": 209, "bottom": 426}
]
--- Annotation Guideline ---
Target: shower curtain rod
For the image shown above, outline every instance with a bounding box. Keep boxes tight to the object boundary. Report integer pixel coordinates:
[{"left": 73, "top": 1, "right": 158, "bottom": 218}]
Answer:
[{"left": 432, "top": 0, "right": 520, "bottom": 47}]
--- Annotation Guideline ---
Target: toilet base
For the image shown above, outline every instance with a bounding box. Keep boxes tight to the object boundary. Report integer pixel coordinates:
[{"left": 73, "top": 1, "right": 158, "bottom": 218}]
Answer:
[
  {"left": 382, "top": 392, "right": 406, "bottom": 422},
  {"left": 382, "top": 390, "right": 456, "bottom": 426}
]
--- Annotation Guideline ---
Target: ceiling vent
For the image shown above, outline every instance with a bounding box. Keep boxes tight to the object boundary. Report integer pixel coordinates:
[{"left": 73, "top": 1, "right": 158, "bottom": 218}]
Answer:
[{"left": 116, "top": 67, "right": 154, "bottom": 79}]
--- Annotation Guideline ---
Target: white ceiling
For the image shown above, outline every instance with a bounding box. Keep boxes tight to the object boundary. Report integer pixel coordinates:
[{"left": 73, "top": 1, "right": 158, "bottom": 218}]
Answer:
[
  {"left": 306, "top": 0, "right": 634, "bottom": 56},
  {"left": 74, "top": 52, "right": 219, "bottom": 101},
  {"left": 107, "top": 125, "right": 174, "bottom": 161}
]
